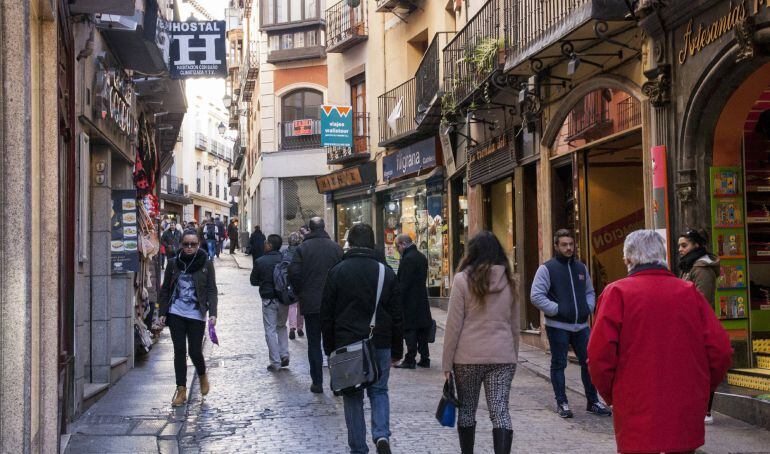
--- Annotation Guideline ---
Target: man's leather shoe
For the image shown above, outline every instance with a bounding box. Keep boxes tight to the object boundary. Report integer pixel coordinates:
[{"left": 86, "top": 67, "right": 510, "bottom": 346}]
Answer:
[
  {"left": 417, "top": 358, "right": 430, "bottom": 368},
  {"left": 310, "top": 384, "right": 323, "bottom": 394},
  {"left": 395, "top": 361, "right": 416, "bottom": 369}
]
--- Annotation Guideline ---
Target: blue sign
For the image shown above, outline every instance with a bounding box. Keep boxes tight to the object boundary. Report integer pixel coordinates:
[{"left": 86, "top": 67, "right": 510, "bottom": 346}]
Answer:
[
  {"left": 382, "top": 137, "right": 437, "bottom": 180},
  {"left": 321, "top": 105, "right": 353, "bottom": 147}
]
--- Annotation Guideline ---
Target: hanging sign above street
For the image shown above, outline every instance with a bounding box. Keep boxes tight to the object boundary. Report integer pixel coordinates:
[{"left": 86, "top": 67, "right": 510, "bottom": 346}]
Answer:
[
  {"left": 169, "top": 21, "right": 227, "bottom": 78},
  {"left": 321, "top": 105, "right": 353, "bottom": 147}
]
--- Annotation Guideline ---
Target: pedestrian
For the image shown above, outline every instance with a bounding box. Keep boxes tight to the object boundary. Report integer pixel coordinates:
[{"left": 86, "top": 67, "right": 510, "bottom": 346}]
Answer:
[
  {"left": 530, "top": 228, "right": 612, "bottom": 418},
  {"left": 442, "top": 231, "right": 519, "bottom": 454},
  {"left": 158, "top": 229, "right": 217, "bottom": 407},
  {"left": 288, "top": 217, "right": 344, "bottom": 394},
  {"left": 320, "top": 223, "right": 403, "bottom": 454},
  {"left": 160, "top": 220, "right": 182, "bottom": 270},
  {"left": 251, "top": 234, "right": 290, "bottom": 371},
  {"left": 227, "top": 219, "right": 240, "bottom": 254},
  {"left": 249, "top": 225, "right": 266, "bottom": 261},
  {"left": 215, "top": 216, "right": 225, "bottom": 257},
  {"left": 393, "top": 234, "right": 433, "bottom": 369},
  {"left": 588, "top": 230, "right": 732, "bottom": 454},
  {"left": 203, "top": 218, "right": 219, "bottom": 261},
  {"left": 677, "top": 227, "right": 721, "bottom": 425},
  {"left": 286, "top": 232, "right": 304, "bottom": 340}
]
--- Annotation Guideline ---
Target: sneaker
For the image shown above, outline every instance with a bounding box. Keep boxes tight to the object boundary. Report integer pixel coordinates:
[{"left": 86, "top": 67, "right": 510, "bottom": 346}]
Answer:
[
  {"left": 281, "top": 357, "right": 290, "bottom": 367},
  {"left": 375, "top": 438, "right": 391, "bottom": 454},
  {"left": 289, "top": 329, "right": 296, "bottom": 340},
  {"left": 297, "top": 329, "right": 304, "bottom": 337},
  {"left": 705, "top": 413, "right": 714, "bottom": 425},
  {"left": 587, "top": 401, "right": 612, "bottom": 417},
  {"left": 310, "top": 384, "right": 324, "bottom": 394},
  {"left": 266, "top": 364, "right": 279, "bottom": 372},
  {"left": 557, "top": 402, "right": 574, "bottom": 418}
]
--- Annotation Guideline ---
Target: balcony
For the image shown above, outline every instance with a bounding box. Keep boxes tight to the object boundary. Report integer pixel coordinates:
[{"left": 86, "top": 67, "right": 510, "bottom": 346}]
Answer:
[
  {"left": 242, "top": 43, "right": 259, "bottom": 101},
  {"left": 228, "top": 104, "right": 239, "bottom": 129},
  {"left": 443, "top": 0, "right": 505, "bottom": 108},
  {"left": 195, "top": 133, "right": 208, "bottom": 151},
  {"left": 278, "top": 119, "right": 323, "bottom": 150},
  {"left": 375, "top": 0, "right": 418, "bottom": 14},
  {"left": 378, "top": 78, "right": 416, "bottom": 147},
  {"left": 415, "top": 32, "right": 455, "bottom": 126},
  {"left": 327, "top": 113, "right": 370, "bottom": 165},
  {"left": 326, "top": 1, "right": 368, "bottom": 53}
]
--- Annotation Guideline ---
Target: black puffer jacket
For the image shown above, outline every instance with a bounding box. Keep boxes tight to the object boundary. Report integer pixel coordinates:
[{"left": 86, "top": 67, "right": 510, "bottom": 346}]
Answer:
[
  {"left": 251, "top": 250, "right": 282, "bottom": 300},
  {"left": 321, "top": 248, "right": 403, "bottom": 360},
  {"left": 288, "top": 230, "right": 344, "bottom": 314}
]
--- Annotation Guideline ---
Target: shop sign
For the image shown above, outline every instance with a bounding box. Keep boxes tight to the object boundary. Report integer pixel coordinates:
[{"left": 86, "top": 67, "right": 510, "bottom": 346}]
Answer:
[
  {"left": 321, "top": 105, "right": 353, "bottom": 147},
  {"left": 382, "top": 137, "right": 437, "bottom": 181},
  {"left": 316, "top": 167, "right": 364, "bottom": 193},
  {"left": 677, "top": 0, "right": 769, "bottom": 65},
  {"left": 111, "top": 190, "right": 140, "bottom": 274},
  {"left": 292, "top": 119, "right": 315, "bottom": 136},
  {"left": 591, "top": 209, "right": 646, "bottom": 254},
  {"left": 651, "top": 146, "right": 670, "bottom": 261},
  {"left": 439, "top": 126, "right": 455, "bottom": 170},
  {"left": 93, "top": 59, "right": 138, "bottom": 142},
  {"left": 169, "top": 21, "right": 227, "bottom": 78}
]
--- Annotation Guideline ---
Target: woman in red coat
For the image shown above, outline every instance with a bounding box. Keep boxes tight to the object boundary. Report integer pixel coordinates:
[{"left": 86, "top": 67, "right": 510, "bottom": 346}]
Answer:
[{"left": 587, "top": 230, "right": 732, "bottom": 454}]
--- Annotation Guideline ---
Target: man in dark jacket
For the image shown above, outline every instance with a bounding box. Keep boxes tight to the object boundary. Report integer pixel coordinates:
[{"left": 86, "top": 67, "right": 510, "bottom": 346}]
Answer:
[
  {"left": 249, "top": 226, "right": 266, "bottom": 261},
  {"left": 160, "top": 221, "right": 182, "bottom": 269},
  {"left": 530, "top": 229, "right": 611, "bottom": 419},
  {"left": 251, "top": 234, "right": 290, "bottom": 372},
  {"left": 288, "top": 217, "right": 344, "bottom": 393},
  {"left": 214, "top": 216, "right": 226, "bottom": 257},
  {"left": 393, "top": 234, "right": 433, "bottom": 369},
  {"left": 321, "top": 224, "right": 402, "bottom": 454},
  {"left": 227, "top": 219, "right": 240, "bottom": 254}
]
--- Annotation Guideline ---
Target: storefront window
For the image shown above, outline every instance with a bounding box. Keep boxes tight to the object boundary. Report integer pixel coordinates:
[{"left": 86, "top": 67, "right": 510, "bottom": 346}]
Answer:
[
  {"left": 487, "top": 178, "right": 514, "bottom": 263},
  {"left": 336, "top": 198, "right": 372, "bottom": 249},
  {"left": 452, "top": 176, "right": 469, "bottom": 269}
]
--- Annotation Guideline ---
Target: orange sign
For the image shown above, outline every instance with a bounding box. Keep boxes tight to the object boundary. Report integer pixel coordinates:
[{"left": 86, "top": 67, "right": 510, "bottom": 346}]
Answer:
[
  {"left": 292, "top": 119, "right": 314, "bottom": 136},
  {"left": 316, "top": 167, "right": 363, "bottom": 193}
]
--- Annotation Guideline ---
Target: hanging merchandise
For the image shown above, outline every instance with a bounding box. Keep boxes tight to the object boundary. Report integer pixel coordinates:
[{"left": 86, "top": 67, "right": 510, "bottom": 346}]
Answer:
[
  {"left": 137, "top": 202, "right": 159, "bottom": 259},
  {"left": 133, "top": 158, "right": 151, "bottom": 196},
  {"left": 143, "top": 194, "right": 159, "bottom": 218}
]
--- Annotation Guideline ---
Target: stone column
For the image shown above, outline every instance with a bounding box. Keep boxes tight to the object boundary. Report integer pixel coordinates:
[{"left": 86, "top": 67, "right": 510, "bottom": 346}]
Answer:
[{"left": 90, "top": 146, "right": 112, "bottom": 384}]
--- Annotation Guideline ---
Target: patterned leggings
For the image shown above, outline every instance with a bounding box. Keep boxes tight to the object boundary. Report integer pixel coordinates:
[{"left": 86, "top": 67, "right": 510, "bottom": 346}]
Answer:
[{"left": 453, "top": 363, "right": 516, "bottom": 430}]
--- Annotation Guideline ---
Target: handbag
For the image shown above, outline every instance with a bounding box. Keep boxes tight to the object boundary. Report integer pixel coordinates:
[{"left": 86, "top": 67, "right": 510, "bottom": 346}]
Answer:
[
  {"left": 208, "top": 322, "right": 219, "bottom": 345},
  {"left": 436, "top": 373, "right": 460, "bottom": 427},
  {"left": 329, "top": 263, "right": 385, "bottom": 394}
]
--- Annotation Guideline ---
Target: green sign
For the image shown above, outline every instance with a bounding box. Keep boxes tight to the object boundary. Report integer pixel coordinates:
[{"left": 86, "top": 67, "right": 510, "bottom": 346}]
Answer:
[{"left": 321, "top": 105, "right": 353, "bottom": 147}]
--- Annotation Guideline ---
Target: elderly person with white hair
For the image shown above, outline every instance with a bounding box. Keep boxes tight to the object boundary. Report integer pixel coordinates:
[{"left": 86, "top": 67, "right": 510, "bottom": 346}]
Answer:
[{"left": 587, "top": 230, "right": 732, "bottom": 454}]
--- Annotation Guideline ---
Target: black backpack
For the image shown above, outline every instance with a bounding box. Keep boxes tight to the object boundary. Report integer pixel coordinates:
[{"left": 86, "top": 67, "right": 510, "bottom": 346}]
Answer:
[
  {"left": 205, "top": 224, "right": 217, "bottom": 240},
  {"left": 273, "top": 250, "right": 297, "bottom": 305}
]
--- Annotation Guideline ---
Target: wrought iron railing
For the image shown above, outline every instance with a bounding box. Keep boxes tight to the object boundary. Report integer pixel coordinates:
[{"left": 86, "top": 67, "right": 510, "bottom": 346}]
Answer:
[
  {"left": 278, "top": 119, "right": 323, "bottom": 150},
  {"left": 504, "top": 0, "right": 589, "bottom": 63},
  {"left": 246, "top": 42, "right": 259, "bottom": 79},
  {"left": 617, "top": 96, "right": 642, "bottom": 132},
  {"left": 443, "top": 0, "right": 504, "bottom": 106},
  {"left": 378, "top": 78, "right": 416, "bottom": 145},
  {"left": 415, "top": 32, "right": 456, "bottom": 117},
  {"left": 161, "top": 174, "right": 187, "bottom": 196},
  {"left": 566, "top": 89, "right": 610, "bottom": 141},
  {"left": 195, "top": 133, "right": 208, "bottom": 150},
  {"left": 326, "top": 0, "right": 368, "bottom": 52},
  {"left": 327, "top": 112, "right": 370, "bottom": 164}
]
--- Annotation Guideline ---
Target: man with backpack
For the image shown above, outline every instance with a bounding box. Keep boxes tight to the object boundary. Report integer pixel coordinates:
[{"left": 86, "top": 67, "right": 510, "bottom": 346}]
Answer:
[
  {"left": 251, "top": 234, "right": 290, "bottom": 372},
  {"left": 203, "top": 218, "right": 219, "bottom": 261}
]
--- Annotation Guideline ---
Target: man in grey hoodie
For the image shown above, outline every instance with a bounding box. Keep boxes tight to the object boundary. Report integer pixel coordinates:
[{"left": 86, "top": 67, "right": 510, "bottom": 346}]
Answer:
[{"left": 530, "top": 229, "right": 612, "bottom": 419}]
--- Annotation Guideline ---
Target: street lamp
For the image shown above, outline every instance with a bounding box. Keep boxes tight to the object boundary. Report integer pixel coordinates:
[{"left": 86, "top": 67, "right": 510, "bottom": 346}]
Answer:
[
  {"left": 223, "top": 94, "right": 232, "bottom": 108},
  {"left": 218, "top": 122, "right": 227, "bottom": 136}
]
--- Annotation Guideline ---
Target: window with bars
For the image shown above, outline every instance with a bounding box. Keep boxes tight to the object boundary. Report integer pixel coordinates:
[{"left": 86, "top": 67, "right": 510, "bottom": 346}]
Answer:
[{"left": 281, "top": 177, "right": 325, "bottom": 242}]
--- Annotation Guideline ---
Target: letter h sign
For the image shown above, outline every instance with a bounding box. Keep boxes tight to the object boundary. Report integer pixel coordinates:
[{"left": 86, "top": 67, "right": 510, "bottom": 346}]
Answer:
[
  {"left": 169, "top": 20, "right": 227, "bottom": 79},
  {"left": 174, "top": 35, "right": 221, "bottom": 65}
]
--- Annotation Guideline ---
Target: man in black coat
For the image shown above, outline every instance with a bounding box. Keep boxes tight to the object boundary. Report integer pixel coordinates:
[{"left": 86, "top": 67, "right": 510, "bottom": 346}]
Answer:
[
  {"left": 321, "top": 223, "right": 402, "bottom": 454},
  {"left": 249, "top": 226, "right": 266, "bottom": 262},
  {"left": 394, "top": 234, "right": 433, "bottom": 369},
  {"left": 288, "top": 217, "right": 344, "bottom": 393},
  {"left": 160, "top": 220, "right": 182, "bottom": 269}
]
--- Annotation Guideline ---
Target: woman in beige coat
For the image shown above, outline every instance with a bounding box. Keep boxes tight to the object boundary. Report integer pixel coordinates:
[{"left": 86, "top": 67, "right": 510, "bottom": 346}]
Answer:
[{"left": 442, "top": 231, "right": 520, "bottom": 454}]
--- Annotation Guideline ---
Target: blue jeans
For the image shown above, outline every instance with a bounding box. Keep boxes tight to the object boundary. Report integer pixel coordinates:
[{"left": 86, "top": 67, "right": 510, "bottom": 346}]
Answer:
[
  {"left": 545, "top": 326, "right": 599, "bottom": 406},
  {"left": 206, "top": 239, "right": 217, "bottom": 260},
  {"left": 343, "top": 348, "right": 391, "bottom": 454}
]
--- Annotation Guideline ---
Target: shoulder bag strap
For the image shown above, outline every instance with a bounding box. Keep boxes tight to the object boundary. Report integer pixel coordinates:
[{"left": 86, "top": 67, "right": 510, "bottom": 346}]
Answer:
[{"left": 368, "top": 262, "right": 385, "bottom": 338}]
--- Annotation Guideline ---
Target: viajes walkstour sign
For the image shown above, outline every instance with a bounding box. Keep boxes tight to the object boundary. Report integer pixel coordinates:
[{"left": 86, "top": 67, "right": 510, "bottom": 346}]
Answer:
[
  {"left": 321, "top": 105, "right": 353, "bottom": 147},
  {"left": 169, "top": 21, "right": 227, "bottom": 78}
]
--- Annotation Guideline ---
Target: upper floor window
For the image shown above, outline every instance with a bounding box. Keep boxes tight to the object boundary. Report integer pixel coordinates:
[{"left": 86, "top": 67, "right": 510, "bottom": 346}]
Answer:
[
  {"left": 281, "top": 89, "right": 323, "bottom": 122},
  {"left": 269, "top": 29, "right": 323, "bottom": 51},
  {"left": 263, "top": 0, "right": 319, "bottom": 26}
]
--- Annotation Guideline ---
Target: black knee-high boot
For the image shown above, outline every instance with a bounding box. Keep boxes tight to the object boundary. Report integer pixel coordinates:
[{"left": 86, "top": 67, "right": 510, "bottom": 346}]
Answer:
[
  {"left": 492, "top": 428, "right": 513, "bottom": 454},
  {"left": 457, "top": 424, "right": 475, "bottom": 454}
]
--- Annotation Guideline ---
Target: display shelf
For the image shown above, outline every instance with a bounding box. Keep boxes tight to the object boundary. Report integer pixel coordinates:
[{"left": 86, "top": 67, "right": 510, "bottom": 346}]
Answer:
[{"left": 721, "top": 255, "right": 747, "bottom": 260}]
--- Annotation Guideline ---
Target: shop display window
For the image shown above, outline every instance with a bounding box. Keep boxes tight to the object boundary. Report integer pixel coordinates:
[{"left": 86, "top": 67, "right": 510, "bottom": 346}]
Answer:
[{"left": 336, "top": 198, "right": 372, "bottom": 249}]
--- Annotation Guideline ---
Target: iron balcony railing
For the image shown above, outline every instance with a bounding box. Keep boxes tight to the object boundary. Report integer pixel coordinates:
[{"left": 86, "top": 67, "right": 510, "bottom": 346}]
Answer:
[
  {"left": 278, "top": 119, "right": 323, "bottom": 150},
  {"left": 327, "top": 112, "right": 370, "bottom": 165},
  {"left": 617, "top": 95, "right": 642, "bottom": 132},
  {"left": 195, "top": 133, "right": 208, "bottom": 150},
  {"left": 246, "top": 42, "right": 259, "bottom": 79},
  {"left": 415, "top": 32, "right": 456, "bottom": 120},
  {"left": 566, "top": 90, "right": 610, "bottom": 140},
  {"left": 378, "top": 78, "right": 416, "bottom": 146},
  {"left": 326, "top": 0, "right": 368, "bottom": 53},
  {"left": 504, "top": 0, "right": 589, "bottom": 63},
  {"left": 161, "top": 174, "right": 187, "bottom": 196},
  {"left": 443, "top": 0, "right": 505, "bottom": 107}
]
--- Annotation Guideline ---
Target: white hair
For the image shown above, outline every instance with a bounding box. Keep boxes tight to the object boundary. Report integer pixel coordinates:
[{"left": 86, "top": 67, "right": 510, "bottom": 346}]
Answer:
[{"left": 623, "top": 230, "right": 668, "bottom": 271}]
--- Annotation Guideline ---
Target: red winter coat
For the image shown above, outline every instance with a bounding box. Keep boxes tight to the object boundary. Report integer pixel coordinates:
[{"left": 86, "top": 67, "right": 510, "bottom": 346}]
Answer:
[{"left": 587, "top": 268, "right": 732, "bottom": 454}]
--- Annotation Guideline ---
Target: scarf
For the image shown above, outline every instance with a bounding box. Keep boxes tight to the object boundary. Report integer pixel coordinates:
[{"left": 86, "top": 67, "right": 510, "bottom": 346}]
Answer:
[
  {"left": 176, "top": 248, "right": 208, "bottom": 274},
  {"left": 678, "top": 246, "right": 707, "bottom": 274}
]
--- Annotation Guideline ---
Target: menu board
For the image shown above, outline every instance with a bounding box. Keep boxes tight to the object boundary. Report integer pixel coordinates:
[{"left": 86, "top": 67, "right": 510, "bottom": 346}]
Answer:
[{"left": 111, "top": 189, "right": 140, "bottom": 273}]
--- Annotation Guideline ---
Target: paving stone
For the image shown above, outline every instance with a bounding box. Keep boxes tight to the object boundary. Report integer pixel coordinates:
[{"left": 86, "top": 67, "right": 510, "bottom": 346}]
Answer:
[{"left": 64, "top": 435, "right": 159, "bottom": 453}]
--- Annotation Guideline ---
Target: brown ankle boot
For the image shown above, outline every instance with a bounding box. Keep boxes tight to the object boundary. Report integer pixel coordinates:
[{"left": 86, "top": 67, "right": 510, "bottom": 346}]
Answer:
[
  {"left": 172, "top": 386, "right": 187, "bottom": 407},
  {"left": 199, "top": 374, "right": 210, "bottom": 396}
]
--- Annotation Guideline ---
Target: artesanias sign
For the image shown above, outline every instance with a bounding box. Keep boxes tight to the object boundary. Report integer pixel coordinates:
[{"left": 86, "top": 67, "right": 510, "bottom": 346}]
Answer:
[{"left": 169, "top": 21, "right": 227, "bottom": 78}]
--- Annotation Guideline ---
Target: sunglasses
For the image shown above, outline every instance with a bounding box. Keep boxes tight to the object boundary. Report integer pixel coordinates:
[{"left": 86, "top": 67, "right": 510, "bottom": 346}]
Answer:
[{"left": 182, "top": 242, "right": 199, "bottom": 248}]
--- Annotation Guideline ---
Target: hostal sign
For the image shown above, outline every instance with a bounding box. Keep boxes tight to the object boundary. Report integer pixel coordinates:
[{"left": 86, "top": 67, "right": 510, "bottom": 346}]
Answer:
[{"left": 169, "top": 21, "right": 227, "bottom": 78}]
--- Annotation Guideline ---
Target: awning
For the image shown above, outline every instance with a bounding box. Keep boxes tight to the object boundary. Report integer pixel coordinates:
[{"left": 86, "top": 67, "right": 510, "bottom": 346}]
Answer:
[{"left": 98, "top": 0, "right": 170, "bottom": 75}]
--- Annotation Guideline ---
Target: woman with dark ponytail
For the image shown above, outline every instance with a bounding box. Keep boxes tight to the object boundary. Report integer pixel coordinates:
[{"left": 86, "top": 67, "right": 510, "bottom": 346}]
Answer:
[{"left": 158, "top": 229, "right": 218, "bottom": 407}]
